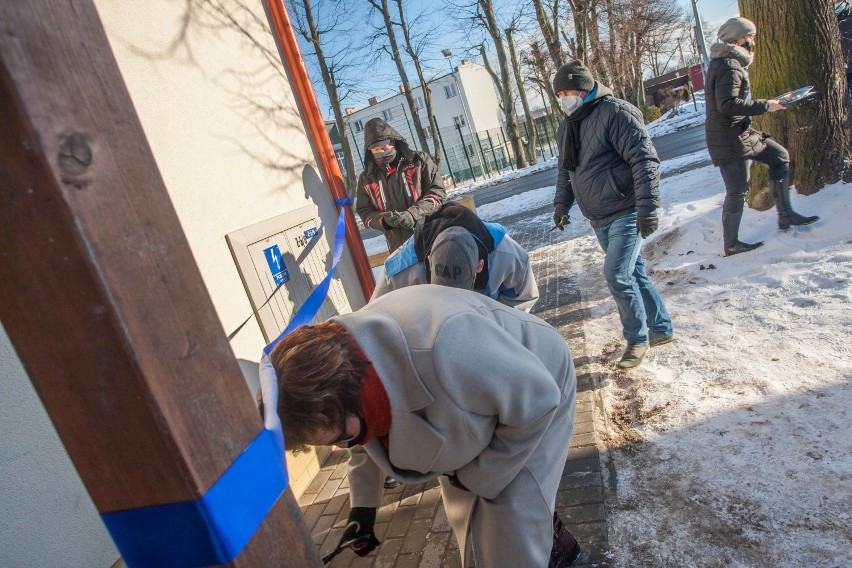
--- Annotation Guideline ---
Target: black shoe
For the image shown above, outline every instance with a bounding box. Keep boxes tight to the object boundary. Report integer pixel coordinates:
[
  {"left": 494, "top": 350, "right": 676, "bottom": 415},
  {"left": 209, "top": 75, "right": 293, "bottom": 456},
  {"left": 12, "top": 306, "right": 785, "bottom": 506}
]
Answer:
[
  {"left": 779, "top": 213, "right": 819, "bottom": 230},
  {"left": 383, "top": 476, "right": 402, "bottom": 489},
  {"left": 550, "top": 512, "right": 582, "bottom": 567},
  {"left": 724, "top": 240, "right": 764, "bottom": 256},
  {"left": 649, "top": 334, "right": 674, "bottom": 347}
]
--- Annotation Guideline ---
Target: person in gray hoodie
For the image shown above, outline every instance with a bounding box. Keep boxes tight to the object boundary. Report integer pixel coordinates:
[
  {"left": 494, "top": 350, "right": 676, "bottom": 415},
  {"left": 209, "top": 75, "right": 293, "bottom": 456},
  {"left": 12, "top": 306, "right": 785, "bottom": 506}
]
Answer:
[
  {"left": 371, "top": 203, "right": 539, "bottom": 312},
  {"left": 355, "top": 118, "right": 446, "bottom": 253},
  {"left": 551, "top": 59, "right": 673, "bottom": 370},
  {"left": 705, "top": 17, "right": 818, "bottom": 257}
]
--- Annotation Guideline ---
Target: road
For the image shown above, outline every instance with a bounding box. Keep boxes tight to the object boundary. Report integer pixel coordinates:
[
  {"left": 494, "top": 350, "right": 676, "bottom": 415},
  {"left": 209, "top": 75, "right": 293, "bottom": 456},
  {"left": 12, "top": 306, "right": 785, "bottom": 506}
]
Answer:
[{"left": 361, "top": 124, "right": 707, "bottom": 238}]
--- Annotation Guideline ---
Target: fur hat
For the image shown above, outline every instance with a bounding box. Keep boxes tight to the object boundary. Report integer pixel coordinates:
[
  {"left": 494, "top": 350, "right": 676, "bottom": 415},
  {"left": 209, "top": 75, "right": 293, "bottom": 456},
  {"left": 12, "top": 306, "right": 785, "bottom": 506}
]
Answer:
[
  {"left": 717, "top": 17, "right": 757, "bottom": 43},
  {"left": 553, "top": 60, "right": 595, "bottom": 93}
]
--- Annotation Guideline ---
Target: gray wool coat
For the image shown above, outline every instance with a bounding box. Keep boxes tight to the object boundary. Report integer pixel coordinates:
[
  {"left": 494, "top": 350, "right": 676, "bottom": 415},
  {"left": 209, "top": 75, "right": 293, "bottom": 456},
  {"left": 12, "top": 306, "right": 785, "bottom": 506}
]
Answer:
[{"left": 332, "top": 286, "right": 576, "bottom": 567}]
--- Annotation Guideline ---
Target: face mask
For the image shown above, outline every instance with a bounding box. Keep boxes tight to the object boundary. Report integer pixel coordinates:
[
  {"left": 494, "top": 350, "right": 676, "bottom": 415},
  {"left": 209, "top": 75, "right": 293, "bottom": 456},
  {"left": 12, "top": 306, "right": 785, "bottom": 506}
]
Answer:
[
  {"left": 373, "top": 147, "right": 397, "bottom": 166},
  {"left": 743, "top": 40, "right": 754, "bottom": 53},
  {"left": 560, "top": 95, "right": 584, "bottom": 116}
]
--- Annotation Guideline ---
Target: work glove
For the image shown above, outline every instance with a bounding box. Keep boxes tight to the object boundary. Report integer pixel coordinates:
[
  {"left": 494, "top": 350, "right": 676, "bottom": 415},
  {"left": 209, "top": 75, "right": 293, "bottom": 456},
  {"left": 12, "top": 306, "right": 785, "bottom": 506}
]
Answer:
[
  {"left": 379, "top": 211, "right": 399, "bottom": 229},
  {"left": 392, "top": 211, "right": 416, "bottom": 230},
  {"left": 553, "top": 207, "right": 569, "bottom": 231},
  {"left": 342, "top": 507, "right": 380, "bottom": 557},
  {"left": 636, "top": 215, "right": 659, "bottom": 238}
]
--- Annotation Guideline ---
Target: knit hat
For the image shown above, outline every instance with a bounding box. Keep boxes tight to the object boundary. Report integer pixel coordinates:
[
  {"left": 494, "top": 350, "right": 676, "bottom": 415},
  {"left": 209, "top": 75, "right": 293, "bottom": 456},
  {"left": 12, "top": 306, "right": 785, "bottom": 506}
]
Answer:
[
  {"left": 428, "top": 226, "right": 479, "bottom": 289},
  {"left": 553, "top": 60, "right": 595, "bottom": 93},
  {"left": 717, "top": 17, "right": 757, "bottom": 43}
]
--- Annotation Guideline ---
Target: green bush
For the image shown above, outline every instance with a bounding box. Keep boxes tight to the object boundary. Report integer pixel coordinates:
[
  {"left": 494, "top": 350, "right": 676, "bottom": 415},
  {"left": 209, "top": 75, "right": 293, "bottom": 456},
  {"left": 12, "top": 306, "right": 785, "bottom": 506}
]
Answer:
[{"left": 641, "top": 105, "right": 662, "bottom": 124}]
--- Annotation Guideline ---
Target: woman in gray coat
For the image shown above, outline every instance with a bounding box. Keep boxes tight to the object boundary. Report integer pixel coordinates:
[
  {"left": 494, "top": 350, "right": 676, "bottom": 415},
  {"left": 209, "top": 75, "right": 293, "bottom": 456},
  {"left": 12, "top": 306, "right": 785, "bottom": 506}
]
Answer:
[
  {"left": 265, "top": 286, "right": 581, "bottom": 567},
  {"left": 705, "top": 17, "right": 818, "bottom": 256}
]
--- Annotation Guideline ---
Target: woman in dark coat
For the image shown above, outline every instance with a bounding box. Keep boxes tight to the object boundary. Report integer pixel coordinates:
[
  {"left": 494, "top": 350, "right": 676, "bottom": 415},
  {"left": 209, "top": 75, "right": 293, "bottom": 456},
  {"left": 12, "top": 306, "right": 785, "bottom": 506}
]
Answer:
[{"left": 705, "top": 17, "right": 818, "bottom": 257}]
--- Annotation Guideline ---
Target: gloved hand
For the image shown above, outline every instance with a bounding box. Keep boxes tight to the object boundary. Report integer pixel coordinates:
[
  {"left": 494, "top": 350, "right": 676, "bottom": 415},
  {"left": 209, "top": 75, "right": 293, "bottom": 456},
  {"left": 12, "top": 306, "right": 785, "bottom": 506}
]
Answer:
[
  {"left": 342, "top": 507, "right": 380, "bottom": 557},
  {"left": 636, "top": 215, "right": 659, "bottom": 238},
  {"left": 553, "top": 207, "right": 569, "bottom": 231},
  {"left": 379, "top": 211, "right": 400, "bottom": 229},
  {"left": 394, "top": 211, "right": 416, "bottom": 230}
]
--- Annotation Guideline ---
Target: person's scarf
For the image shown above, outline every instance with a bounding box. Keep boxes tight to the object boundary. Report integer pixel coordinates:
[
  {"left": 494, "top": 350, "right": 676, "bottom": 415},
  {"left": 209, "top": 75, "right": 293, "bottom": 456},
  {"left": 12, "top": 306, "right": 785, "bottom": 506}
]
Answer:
[
  {"left": 353, "top": 344, "right": 392, "bottom": 451},
  {"left": 559, "top": 84, "right": 611, "bottom": 171}
]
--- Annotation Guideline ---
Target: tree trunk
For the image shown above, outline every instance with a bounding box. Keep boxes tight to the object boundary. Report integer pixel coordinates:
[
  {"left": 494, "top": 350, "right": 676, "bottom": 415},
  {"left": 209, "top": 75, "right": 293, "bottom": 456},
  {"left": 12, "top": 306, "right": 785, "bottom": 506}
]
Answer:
[
  {"left": 478, "top": 0, "right": 527, "bottom": 169},
  {"left": 741, "top": 0, "right": 850, "bottom": 199},
  {"left": 506, "top": 28, "right": 538, "bottom": 165},
  {"left": 371, "top": 0, "right": 430, "bottom": 154},
  {"left": 395, "top": 0, "right": 442, "bottom": 168},
  {"left": 531, "top": 0, "right": 565, "bottom": 69},
  {"left": 566, "top": 0, "right": 590, "bottom": 64},
  {"left": 297, "top": 0, "right": 358, "bottom": 197}
]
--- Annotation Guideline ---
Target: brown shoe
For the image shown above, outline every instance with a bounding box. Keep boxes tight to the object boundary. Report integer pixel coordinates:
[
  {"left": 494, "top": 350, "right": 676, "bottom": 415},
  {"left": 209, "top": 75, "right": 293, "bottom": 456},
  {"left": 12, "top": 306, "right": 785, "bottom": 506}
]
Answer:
[{"left": 618, "top": 343, "right": 648, "bottom": 369}]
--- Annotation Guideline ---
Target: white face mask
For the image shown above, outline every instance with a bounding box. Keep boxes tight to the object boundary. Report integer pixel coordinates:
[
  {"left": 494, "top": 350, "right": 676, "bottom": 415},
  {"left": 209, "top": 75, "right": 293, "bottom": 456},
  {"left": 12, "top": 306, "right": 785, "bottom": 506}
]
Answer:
[{"left": 560, "top": 95, "right": 584, "bottom": 116}]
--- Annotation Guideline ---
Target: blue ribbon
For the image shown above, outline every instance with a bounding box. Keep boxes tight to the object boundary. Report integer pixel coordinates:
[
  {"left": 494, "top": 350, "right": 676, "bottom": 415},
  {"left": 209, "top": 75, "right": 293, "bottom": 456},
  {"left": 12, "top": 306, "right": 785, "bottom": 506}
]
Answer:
[
  {"left": 101, "top": 429, "right": 287, "bottom": 567},
  {"left": 264, "top": 200, "right": 349, "bottom": 354},
  {"left": 102, "top": 200, "right": 351, "bottom": 567}
]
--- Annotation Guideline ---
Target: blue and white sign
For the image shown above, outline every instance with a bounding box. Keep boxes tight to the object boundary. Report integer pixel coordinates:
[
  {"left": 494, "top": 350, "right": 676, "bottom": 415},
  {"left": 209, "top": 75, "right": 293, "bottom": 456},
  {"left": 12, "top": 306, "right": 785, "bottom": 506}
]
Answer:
[{"left": 263, "top": 244, "right": 290, "bottom": 286}]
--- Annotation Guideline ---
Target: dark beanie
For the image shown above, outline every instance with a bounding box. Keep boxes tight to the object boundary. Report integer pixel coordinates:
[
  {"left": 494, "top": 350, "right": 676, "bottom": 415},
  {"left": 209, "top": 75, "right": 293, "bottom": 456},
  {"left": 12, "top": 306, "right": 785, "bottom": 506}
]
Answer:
[{"left": 553, "top": 60, "right": 595, "bottom": 93}]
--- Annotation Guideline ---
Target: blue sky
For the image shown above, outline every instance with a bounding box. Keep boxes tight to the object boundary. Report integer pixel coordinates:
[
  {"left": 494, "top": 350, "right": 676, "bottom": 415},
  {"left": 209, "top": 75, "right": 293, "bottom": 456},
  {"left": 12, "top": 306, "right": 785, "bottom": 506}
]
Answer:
[{"left": 302, "top": 0, "right": 740, "bottom": 118}]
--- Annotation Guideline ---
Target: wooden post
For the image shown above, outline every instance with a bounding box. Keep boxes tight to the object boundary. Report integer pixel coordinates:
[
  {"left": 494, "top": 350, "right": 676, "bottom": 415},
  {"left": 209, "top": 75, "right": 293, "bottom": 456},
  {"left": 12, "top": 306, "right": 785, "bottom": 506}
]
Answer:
[{"left": 0, "top": 2, "right": 320, "bottom": 566}]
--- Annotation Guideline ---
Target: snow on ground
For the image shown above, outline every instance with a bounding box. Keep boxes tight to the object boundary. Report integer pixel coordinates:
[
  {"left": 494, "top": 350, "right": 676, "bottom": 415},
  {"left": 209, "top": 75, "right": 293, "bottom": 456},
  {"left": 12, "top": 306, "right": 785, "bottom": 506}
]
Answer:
[
  {"left": 446, "top": 156, "right": 558, "bottom": 201},
  {"left": 563, "top": 164, "right": 851, "bottom": 566}
]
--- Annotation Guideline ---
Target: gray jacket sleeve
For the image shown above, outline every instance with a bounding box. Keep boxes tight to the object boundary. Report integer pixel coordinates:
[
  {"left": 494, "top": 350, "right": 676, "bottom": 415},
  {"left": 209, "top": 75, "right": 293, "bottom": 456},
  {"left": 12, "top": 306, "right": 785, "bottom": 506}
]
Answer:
[
  {"left": 491, "top": 238, "right": 539, "bottom": 312},
  {"left": 347, "top": 444, "right": 386, "bottom": 508},
  {"left": 610, "top": 105, "right": 660, "bottom": 217}
]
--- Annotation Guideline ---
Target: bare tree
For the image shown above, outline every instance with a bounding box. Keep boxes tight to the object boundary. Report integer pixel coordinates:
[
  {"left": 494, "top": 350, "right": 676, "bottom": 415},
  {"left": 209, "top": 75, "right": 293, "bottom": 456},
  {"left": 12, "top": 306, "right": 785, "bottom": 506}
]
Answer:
[
  {"left": 741, "top": 0, "right": 850, "bottom": 198},
  {"left": 506, "top": 23, "right": 538, "bottom": 165},
  {"left": 530, "top": 0, "right": 565, "bottom": 69},
  {"left": 394, "top": 0, "right": 444, "bottom": 166},
  {"left": 473, "top": 0, "right": 527, "bottom": 169},
  {"left": 289, "top": 0, "right": 363, "bottom": 197},
  {"left": 367, "top": 0, "right": 430, "bottom": 154}
]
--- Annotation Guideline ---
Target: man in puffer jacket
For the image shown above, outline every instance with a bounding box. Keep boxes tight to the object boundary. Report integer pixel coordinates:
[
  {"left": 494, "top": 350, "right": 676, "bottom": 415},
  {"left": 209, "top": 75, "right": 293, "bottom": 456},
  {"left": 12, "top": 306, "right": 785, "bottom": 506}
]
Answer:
[
  {"left": 355, "top": 118, "right": 446, "bottom": 253},
  {"left": 551, "top": 59, "right": 673, "bottom": 371},
  {"left": 371, "top": 203, "right": 539, "bottom": 311},
  {"left": 705, "top": 17, "right": 818, "bottom": 257}
]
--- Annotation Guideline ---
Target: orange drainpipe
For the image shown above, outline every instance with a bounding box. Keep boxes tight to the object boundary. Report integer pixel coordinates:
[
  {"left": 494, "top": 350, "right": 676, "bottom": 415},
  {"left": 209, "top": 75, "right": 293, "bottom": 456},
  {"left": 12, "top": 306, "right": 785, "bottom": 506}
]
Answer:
[{"left": 263, "top": 0, "right": 375, "bottom": 300}]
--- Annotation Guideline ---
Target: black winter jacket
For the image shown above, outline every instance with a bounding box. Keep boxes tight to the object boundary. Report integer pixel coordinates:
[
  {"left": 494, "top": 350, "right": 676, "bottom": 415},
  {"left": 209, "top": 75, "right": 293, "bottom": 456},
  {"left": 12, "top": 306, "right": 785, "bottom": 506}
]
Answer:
[
  {"left": 704, "top": 42, "right": 771, "bottom": 164},
  {"left": 554, "top": 85, "right": 660, "bottom": 228},
  {"left": 355, "top": 118, "right": 445, "bottom": 252}
]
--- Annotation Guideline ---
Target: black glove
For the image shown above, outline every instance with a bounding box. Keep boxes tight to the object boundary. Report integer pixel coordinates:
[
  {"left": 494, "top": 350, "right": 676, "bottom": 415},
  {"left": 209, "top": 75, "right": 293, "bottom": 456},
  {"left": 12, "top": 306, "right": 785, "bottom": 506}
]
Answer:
[
  {"left": 379, "top": 211, "right": 399, "bottom": 228},
  {"left": 636, "top": 215, "right": 659, "bottom": 238},
  {"left": 342, "top": 507, "right": 380, "bottom": 557},
  {"left": 553, "top": 207, "right": 569, "bottom": 231}
]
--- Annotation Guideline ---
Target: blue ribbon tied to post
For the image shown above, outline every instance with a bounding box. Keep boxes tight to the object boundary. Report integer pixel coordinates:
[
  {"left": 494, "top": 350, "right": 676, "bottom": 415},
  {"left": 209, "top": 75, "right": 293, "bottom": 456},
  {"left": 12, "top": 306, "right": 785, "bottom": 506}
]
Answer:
[{"left": 102, "top": 199, "right": 351, "bottom": 567}]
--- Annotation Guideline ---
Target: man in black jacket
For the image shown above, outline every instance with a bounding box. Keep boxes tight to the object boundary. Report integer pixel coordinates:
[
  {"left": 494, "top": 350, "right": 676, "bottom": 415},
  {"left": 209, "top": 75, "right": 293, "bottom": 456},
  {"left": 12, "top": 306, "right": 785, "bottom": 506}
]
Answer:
[
  {"left": 551, "top": 60, "right": 673, "bottom": 370},
  {"left": 355, "top": 118, "right": 446, "bottom": 253},
  {"left": 705, "top": 17, "right": 819, "bottom": 257}
]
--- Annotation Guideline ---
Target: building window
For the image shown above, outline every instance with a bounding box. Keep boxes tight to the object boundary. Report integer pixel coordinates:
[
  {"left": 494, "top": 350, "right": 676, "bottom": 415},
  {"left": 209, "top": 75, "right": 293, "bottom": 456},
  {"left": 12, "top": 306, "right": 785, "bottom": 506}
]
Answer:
[
  {"left": 423, "top": 126, "right": 432, "bottom": 138},
  {"left": 353, "top": 120, "right": 364, "bottom": 133},
  {"left": 382, "top": 108, "right": 394, "bottom": 121},
  {"left": 415, "top": 96, "right": 425, "bottom": 109},
  {"left": 453, "top": 115, "right": 466, "bottom": 128},
  {"left": 444, "top": 83, "right": 458, "bottom": 99}
]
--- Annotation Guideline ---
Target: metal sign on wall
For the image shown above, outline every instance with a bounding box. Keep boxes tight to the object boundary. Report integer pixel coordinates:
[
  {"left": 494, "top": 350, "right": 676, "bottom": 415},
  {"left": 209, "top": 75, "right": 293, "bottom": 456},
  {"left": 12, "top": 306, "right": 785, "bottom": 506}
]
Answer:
[{"left": 226, "top": 205, "right": 351, "bottom": 344}]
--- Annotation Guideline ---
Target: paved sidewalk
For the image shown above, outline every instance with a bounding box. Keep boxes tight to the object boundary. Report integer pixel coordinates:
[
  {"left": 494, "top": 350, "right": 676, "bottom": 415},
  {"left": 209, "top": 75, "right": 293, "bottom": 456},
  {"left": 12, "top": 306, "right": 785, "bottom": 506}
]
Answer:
[{"left": 300, "top": 207, "right": 610, "bottom": 567}]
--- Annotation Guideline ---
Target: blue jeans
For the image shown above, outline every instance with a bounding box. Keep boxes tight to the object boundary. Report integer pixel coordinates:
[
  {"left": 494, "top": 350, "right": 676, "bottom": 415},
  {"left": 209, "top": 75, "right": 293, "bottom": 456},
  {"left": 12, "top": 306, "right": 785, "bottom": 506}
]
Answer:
[{"left": 593, "top": 212, "right": 673, "bottom": 345}]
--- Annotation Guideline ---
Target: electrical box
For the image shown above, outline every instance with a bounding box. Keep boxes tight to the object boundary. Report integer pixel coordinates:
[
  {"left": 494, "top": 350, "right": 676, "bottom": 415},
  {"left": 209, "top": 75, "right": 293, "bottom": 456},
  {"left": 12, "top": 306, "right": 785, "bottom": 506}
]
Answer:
[{"left": 226, "top": 205, "right": 352, "bottom": 344}]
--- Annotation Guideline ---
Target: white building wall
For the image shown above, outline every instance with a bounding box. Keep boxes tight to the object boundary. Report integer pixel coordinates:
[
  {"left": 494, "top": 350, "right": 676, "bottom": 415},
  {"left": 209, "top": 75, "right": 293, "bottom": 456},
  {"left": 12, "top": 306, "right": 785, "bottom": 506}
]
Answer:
[
  {"left": 344, "top": 62, "right": 503, "bottom": 180},
  {"left": 0, "top": 1, "right": 361, "bottom": 565}
]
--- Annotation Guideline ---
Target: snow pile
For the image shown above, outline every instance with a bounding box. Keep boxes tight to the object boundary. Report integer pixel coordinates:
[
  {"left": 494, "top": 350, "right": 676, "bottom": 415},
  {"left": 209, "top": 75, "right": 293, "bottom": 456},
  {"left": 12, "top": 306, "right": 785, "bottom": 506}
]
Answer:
[{"left": 646, "top": 91, "right": 707, "bottom": 138}]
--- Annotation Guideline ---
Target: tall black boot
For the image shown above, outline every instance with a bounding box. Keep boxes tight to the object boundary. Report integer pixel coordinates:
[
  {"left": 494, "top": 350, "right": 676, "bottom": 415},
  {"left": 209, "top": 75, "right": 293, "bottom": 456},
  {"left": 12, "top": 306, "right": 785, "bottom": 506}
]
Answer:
[
  {"left": 722, "top": 211, "right": 763, "bottom": 256},
  {"left": 770, "top": 177, "right": 819, "bottom": 230}
]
